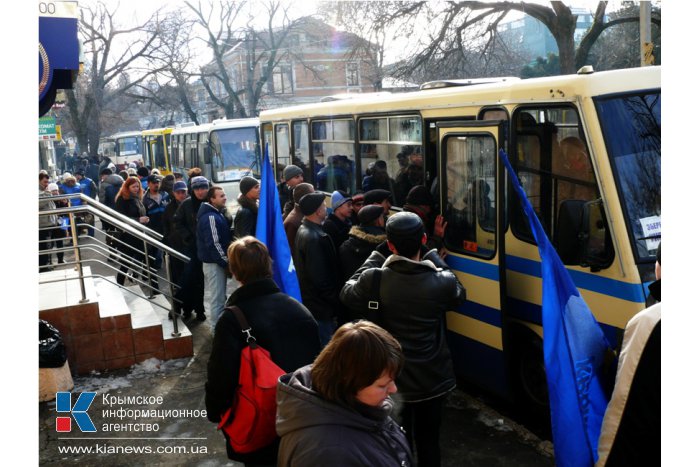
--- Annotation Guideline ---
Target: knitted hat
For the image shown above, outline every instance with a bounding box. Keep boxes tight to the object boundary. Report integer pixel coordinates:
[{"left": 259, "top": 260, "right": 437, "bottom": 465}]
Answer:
[
  {"left": 47, "top": 183, "right": 59, "bottom": 192},
  {"left": 293, "top": 183, "right": 315, "bottom": 204},
  {"left": 363, "top": 189, "right": 392, "bottom": 205},
  {"left": 239, "top": 176, "right": 259, "bottom": 196},
  {"left": 386, "top": 211, "right": 424, "bottom": 240},
  {"left": 137, "top": 167, "right": 150, "bottom": 178},
  {"left": 330, "top": 190, "right": 352, "bottom": 211},
  {"left": 405, "top": 185, "right": 433, "bottom": 206},
  {"left": 173, "top": 181, "right": 187, "bottom": 192},
  {"left": 190, "top": 176, "right": 209, "bottom": 189},
  {"left": 283, "top": 165, "right": 303, "bottom": 181},
  {"left": 358, "top": 205, "right": 384, "bottom": 226},
  {"left": 299, "top": 192, "right": 326, "bottom": 216}
]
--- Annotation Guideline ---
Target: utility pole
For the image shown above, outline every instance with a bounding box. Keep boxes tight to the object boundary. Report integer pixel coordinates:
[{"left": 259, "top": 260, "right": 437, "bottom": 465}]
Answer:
[{"left": 640, "top": 1, "right": 654, "bottom": 66}]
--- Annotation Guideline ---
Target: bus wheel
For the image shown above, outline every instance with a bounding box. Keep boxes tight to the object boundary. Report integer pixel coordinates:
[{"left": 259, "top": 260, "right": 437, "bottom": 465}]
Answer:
[{"left": 516, "top": 339, "right": 550, "bottom": 425}]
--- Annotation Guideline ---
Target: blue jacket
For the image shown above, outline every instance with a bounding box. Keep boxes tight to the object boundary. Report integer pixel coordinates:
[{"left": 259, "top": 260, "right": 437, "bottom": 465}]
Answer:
[
  {"left": 142, "top": 190, "right": 170, "bottom": 234},
  {"left": 78, "top": 177, "right": 97, "bottom": 199},
  {"left": 60, "top": 183, "right": 83, "bottom": 206},
  {"left": 196, "top": 202, "right": 232, "bottom": 267}
]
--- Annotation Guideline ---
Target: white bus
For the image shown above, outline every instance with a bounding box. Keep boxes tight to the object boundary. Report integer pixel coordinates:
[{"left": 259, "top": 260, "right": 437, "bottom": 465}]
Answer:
[{"left": 170, "top": 118, "right": 261, "bottom": 207}]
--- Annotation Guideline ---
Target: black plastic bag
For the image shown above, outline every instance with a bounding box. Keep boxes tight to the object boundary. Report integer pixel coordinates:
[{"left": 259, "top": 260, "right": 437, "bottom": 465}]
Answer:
[{"left": 39, "top": 320, "right": 67, "bottom": 368}]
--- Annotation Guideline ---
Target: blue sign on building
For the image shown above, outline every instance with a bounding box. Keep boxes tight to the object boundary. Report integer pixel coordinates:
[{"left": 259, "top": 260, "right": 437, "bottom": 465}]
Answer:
[{"left": 39, "top": 1, "right": 80, "bottom": 115}]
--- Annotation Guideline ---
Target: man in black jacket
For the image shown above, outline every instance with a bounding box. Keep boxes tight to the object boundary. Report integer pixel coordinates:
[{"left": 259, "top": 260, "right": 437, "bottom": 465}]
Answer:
[
  {"left": 162, "top": 181, "right": 188, "bottom": 317},
  {"left": 340, "top": 211, "right": 466, "bottom": 467},
  {"left": 294, "top": 192, "right": 341, "bottom": 346},
  {"left": 322, "top": 190, "right": 353, "bottom": 254},
  {"left": 173, "top": 176, "right": 210, "bottom": 320},
  {"left": 338, "top": 204, "right": 386, "bottom": 283}
]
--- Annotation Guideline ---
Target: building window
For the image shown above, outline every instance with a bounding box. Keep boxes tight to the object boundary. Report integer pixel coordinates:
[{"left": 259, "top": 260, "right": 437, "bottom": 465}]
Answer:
[
  {"left": 271, "top": 65, "right": 293, "bottom": 94},
  {"left": 346, "top": 62, "right": 360, "bottom": 87}
]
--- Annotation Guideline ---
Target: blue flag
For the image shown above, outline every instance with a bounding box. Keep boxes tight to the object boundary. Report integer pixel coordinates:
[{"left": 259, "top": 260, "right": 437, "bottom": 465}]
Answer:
[
  {"left": 498, "top": 149, "right": 611, "bottom": 467},
  {"left": 255, "top": 144, "right": 302, "bottom": 301}
]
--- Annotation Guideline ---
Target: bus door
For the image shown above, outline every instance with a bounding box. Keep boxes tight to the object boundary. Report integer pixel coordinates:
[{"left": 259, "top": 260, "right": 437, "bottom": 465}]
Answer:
[{"left": 437, "top": 121, "right": 509, "bottom": 398}]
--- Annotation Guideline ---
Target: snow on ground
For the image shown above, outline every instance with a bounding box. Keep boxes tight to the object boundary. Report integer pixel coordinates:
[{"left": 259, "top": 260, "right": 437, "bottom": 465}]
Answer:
[{"left": 72, "top": 357, "right": 190, "bottom": 395}]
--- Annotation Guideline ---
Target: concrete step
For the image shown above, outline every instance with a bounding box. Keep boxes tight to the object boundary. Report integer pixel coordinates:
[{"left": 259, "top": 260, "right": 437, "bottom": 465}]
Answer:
[
  {"left": 123, "top": 285, "right": 161, "bottom": 329},
  {"left": 149, "top": 294, "right": 192, "bottom": 340},
  {"left": 93, "top": 276, "right": 130, "bottom": 319},
  {"left": 39, "top": 265, "right": 98, "bottom": 311}
]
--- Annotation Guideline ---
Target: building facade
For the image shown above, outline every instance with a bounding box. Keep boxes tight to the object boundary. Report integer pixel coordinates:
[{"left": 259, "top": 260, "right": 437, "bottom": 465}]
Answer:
[{"left": 193, "top": 17, "right": 378, "bottom": 122}]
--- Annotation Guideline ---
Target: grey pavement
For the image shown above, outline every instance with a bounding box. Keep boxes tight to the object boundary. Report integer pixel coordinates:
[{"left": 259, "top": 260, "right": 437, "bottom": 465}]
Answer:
[{"left": 39, "top": 231, "right": 554, "bottom": 466}]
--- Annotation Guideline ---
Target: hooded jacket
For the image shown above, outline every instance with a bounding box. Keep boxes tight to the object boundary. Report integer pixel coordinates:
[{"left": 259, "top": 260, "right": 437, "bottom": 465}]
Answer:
[
  {"left": 196, "top": 202, "right": 231, "bottom": 267},
  {"left": 98, "top": 174, "right": 124, "bottom": 209},
  {"left": 338, "top": 225, "right": 387, "bottom": 282},
  {"left": 340, "top": 249, "right": 466, "bottom": 402},
  {"left": 276, "top": 365, "right": 412, "bottom": 467}
]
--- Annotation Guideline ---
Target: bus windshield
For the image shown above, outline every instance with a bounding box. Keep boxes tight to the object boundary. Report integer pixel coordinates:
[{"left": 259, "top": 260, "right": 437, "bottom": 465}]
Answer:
[
  {"left": 209, "top": 126, "right": 260, "bottom": 182},
  {"left": 595, "top": 90, "right": 661, "bottom": 263},
  {"left": 117, "top": 136, "right": 141, "bottom": 156}
]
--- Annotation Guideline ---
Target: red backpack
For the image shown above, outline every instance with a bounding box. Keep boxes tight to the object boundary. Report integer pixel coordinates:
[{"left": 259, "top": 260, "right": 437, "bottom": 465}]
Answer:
[{"left": 217, "top": 306, "right": 285, "bottom": 454}]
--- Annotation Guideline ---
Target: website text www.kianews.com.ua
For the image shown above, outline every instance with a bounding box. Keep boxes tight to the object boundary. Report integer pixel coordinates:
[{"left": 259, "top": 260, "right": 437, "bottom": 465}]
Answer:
[{"left": 57, "top": 443, "right": 208, "bottom": 455}]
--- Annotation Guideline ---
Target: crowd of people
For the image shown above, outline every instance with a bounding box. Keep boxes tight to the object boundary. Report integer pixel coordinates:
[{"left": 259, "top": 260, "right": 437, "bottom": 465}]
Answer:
[
  {"left": 39, "top": 159, "right": 658, "bottom": 467},
  {"left": 38, "top": 160, "right": 467, "bottom": 466}
]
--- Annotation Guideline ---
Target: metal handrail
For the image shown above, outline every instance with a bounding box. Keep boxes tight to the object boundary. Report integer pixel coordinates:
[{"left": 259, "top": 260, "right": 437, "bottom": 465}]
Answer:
[{"left": 38, "top": 193, "right": 190, "bottom": 337}]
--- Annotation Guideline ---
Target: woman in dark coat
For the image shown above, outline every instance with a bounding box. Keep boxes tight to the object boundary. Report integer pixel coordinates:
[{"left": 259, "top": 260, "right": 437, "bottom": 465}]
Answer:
[
  {"left": 114, "top": 177, "right": 150, "bottom": 287},
  {"left": 205, "top": 236, "right": 320, "bottom": 466},
  {"left": 276, "top": 320, "right": 413, "bottom": 467}
]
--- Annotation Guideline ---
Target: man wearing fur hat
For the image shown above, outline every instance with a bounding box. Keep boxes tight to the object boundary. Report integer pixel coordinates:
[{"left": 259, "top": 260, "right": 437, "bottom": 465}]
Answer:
[
  {"left": 338, "top": 205, "right": 386, "bottom": 283},
  {"left": 294, "top": 192, "right": 342, "bottom": 346},
  {"left": 233, "top": 176, "right": 260, "bottom": 239}
]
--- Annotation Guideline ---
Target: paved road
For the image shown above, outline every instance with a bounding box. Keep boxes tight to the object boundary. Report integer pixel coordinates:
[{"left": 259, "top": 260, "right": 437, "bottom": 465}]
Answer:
[{"left": 39, "top": 233, "right": 554, "bottom": 466}]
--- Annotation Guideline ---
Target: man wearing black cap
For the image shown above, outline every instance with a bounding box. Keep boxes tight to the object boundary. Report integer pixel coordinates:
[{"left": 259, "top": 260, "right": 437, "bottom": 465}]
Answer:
[
  {"left": 294, "top": 192, "right": 342, "bottom": 346},
  {"left": 173, "top": 175, "right": 210, "bottom": 320},
  {"left": 338, "top": 204, "right": 386, "bottom": 283},
  {"left": 137, "top": 166, "right": 150, "bottom": 191},
  {"left": 278, "top": 164, "right": 304, "bottom": 219},
  {"left": 340, "top": 211, "right": 466, "bottom": 467},
  {"left": 143, "top": 174, "right": 170, "bottom": 273},
  {"left": 162, "top": 181, "right": 189, "bottom": 316},
  {"left": 233, "top": 176, "right": 260, "bottom": 238},
  {"left": 283, "top": 183, "right": 314, "bottom": 251},
  {"left": 363, "top": 188, "right": 392, "bottom": 216}
]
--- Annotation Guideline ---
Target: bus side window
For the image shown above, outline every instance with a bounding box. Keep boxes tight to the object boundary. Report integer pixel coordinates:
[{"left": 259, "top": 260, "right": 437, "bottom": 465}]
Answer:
[
  {"left": 443, "top": 135, "right": 496, "bottom": 258},
  {"left": 511, "top": 106, "right": 610, "bottom": 266}
]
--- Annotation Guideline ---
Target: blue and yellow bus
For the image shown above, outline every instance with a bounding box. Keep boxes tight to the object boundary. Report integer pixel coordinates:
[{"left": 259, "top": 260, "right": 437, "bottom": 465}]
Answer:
[{"left": 259, "top": 66, "right": 661, "bottom": 418}]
